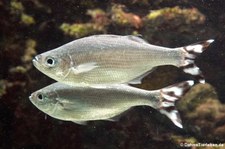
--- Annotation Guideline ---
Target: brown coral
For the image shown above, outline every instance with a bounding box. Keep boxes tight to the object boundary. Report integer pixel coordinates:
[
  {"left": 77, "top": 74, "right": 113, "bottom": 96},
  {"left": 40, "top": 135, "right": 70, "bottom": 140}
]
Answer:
[
  {"left": 177, "top": 83, "right": 225, "bottom": 142},
  {"left": 111, "top": 4, "right": 143, "bottom": 29}
]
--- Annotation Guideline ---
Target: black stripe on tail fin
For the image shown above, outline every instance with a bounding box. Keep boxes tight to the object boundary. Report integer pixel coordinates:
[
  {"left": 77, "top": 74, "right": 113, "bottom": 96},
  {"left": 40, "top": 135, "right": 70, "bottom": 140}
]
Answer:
[
  {"left": 158, "top": 80, "right": 194, "bottom": 128},
  {"left": 179, "top": 39, "right": 214, "bottom": 83}
]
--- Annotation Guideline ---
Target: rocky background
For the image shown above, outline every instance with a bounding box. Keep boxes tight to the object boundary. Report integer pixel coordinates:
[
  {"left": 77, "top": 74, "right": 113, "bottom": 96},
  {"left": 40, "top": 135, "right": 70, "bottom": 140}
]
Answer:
[{"left": 1, "top": 0, "right": 225, "bottom": 148}]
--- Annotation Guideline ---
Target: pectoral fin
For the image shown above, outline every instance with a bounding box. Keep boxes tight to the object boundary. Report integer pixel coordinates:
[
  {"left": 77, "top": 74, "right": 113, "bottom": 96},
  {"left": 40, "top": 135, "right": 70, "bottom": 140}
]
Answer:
[{"left": 72, "top": 62, "right": 99, "bottom": 74}]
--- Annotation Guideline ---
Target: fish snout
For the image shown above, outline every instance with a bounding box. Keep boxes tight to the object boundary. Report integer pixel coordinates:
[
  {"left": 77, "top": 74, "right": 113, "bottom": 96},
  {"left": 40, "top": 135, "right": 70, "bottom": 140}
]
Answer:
[
  {"left": 29, "top": 94, "right": 35, "bottom": 105},
  {"left": 32, "top": 55, "right": 42, "bottom": 65},
  {"left": 29, "top": 93, "right": 35, "bottom": 101}
]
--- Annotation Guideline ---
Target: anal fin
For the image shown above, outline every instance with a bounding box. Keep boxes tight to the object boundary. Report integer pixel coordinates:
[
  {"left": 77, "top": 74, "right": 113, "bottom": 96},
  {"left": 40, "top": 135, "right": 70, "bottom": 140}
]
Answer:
[
  {"left": 72, "top": 120, "right": 88, "bottom": 125},
  {"left": 128, "top": 68, "right": 156, "bottom": 84}
]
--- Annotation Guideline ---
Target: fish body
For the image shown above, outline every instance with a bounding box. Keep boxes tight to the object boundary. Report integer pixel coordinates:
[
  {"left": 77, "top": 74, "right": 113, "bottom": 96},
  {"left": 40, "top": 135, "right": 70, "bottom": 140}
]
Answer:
[
  {"left": 33, "top": 34, "right": 213, "bottom": 85},
  {"left": 29, "top": 80, "right": 194, "bottom": 128}
]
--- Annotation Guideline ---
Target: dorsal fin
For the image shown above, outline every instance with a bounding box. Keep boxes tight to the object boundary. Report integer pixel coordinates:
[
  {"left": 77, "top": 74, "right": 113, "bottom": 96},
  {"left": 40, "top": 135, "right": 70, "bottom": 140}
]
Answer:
[{"left": 125, "top": 35, "right": 149, "bottom": 44}]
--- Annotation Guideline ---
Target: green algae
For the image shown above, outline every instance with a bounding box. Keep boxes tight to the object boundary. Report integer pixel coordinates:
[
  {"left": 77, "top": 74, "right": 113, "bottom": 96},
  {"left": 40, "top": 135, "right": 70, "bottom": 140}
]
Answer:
[
  {"left": 146, "top": 6, "right": 205, "bottom": 22},
  {"left": 60, "top": 8, "right": 109, "bottom": 36},
  {"left": 9, "top": 66, "right": 27, "bottom": 74},
  {"left": 111, "top": 4, "right": 129, "bottom": 25},
  {"left": 60, "top": 23, "right": 102, "bottom": 38},
  {"left": 10, "top": 0, "right": 35, "bottom": 25},
  {"left": 10, "top": 0, "right": 24, "bottom": 13},
  {"left": 145, "top": 6, "right": 205, "bottom": 28},
  {"left": 87, "top": 9, "right": 106, "bottom": 19},
  {"left": 22, "top": 39, "right": 37, "bottom": 63},
  {"left": 21, "top": 14, "right": 35, "bottom": 25}
]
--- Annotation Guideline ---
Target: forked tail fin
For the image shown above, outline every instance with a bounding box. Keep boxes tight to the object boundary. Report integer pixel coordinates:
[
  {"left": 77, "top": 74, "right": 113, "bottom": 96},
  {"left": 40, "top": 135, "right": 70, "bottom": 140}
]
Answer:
[
  {"left": 158, "top": 80, "right": 194, "bottom": 128},
  {"left": 179, "top": 39, "right": 214, "bottom": 83}
]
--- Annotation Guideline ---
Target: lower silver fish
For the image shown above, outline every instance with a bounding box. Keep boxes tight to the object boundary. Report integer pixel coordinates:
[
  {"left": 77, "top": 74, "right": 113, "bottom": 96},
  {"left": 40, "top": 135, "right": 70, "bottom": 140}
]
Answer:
[{"left": 29, "top": 80, "right": 194, "bottom": 128}]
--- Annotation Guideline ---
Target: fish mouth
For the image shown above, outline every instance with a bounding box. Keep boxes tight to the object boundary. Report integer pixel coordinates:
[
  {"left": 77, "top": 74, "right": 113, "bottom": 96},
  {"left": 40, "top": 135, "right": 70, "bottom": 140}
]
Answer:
[
  {"left": 32, "top": 57, "right": 39, "bottom": 68},
  {"left": 34, "top": 55, "right": 39, "bottom": 61},
  {"left": 29, "top": 94, "right": 34, "bottom": 102},
  {"left": 29, "top": 94, "right": 35, "bottom": 105}
]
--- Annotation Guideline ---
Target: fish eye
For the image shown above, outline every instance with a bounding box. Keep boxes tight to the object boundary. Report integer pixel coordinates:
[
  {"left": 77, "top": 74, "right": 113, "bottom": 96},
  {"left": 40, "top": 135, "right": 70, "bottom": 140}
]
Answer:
[
  {"left": 45, "top": 56, "right": 57, "bottom": 67},
  {"left": 37, "top": 93, "right": 44, "bottom": 101}
]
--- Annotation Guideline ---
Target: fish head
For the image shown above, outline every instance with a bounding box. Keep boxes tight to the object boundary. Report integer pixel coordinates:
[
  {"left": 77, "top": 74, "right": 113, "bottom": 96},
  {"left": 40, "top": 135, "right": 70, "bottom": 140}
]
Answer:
[
  {"left": 29, "top": 87, "right": 59, "bottom": 115},
  {"left": 32, "top": 51, "right": 72, "bottom": 82}
]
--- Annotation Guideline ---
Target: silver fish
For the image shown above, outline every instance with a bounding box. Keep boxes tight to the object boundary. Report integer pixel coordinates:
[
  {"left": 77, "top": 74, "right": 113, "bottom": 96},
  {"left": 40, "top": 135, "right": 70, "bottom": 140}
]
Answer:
[
  {"left": 29, "top": 80, "right": 194, "bottom": 128},
  {"left": 32, "top": 34, "right": 213, "bottom": 86}
]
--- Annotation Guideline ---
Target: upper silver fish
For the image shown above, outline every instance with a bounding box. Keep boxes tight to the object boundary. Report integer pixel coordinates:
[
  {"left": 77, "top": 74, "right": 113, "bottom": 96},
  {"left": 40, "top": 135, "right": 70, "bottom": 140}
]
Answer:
[
  {"left": 29, "top": 80, "right": 194, "bottom": 128},
  {"left": 33, "top": 34, "right": 213, "bottom": 86}
]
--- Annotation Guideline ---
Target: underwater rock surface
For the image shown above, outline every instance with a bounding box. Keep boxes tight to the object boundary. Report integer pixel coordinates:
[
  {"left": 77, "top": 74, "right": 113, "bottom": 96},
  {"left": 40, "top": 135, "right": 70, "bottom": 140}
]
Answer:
[{"left": 1, "top": 0, "right": 225, "bottom": 148}]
